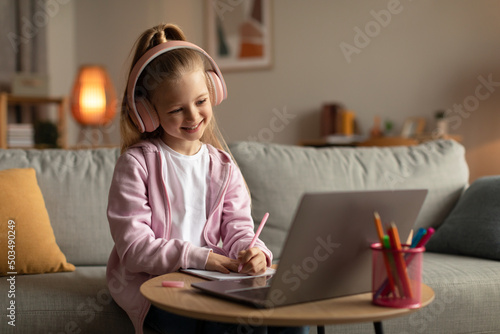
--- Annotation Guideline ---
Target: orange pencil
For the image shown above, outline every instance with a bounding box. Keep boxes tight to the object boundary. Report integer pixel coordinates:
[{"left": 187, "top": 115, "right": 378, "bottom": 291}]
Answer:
[
  {"left": 387, "top": 222, "right": 413, "bottom": 298},
  {"left": 373, "top": 212, "right": 397, "bottom": 296}
]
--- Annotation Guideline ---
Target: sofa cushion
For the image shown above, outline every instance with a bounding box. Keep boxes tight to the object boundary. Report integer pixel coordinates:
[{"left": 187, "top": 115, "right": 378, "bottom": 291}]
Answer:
[
  {"left": 0, "top": 168, "right": 75, "bottom": 275},
  {"left": 413, "top": 253, "right": 500, "bottom": 333},
  {"left": 228, "top": 140, "right": 469, "bottom": 258},
  {"left": 0, "top": 148, "right": 121, "bottom": 266},
  {"left": 426, "top": 175, "right": 500, "bottom": 260},
  {"left": 0, "top": 266, "right": 131, "bottom": 333}
]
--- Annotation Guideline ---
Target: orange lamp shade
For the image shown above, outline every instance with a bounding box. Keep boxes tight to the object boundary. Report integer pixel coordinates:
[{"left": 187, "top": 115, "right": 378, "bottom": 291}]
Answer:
[{"left": 71, "top": 65, "right": 117, "bottom": 125}]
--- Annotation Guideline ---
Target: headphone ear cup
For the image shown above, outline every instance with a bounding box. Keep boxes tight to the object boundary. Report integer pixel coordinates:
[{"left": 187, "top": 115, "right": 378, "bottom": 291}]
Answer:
[
  {"left": 135, "top": 97, "right": 160, "bottom": 133},
  {"left": 206, "top": 70, "right": 224, "bottom": 106}
]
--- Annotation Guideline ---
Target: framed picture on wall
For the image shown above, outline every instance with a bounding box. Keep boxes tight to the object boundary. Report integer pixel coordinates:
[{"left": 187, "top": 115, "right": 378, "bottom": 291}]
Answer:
[{"left": 205, "top": 0, "right": 272, "bottom": 71}]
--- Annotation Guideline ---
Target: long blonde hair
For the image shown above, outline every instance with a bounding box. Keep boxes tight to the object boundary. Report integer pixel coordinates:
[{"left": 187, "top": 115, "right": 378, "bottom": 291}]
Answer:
[{"left": 120, "top": 23, "right": 229, "bottom": 155}]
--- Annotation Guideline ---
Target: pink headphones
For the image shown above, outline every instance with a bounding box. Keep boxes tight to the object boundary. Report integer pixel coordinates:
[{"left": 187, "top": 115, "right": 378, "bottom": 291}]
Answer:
[{"left": 126, "top": 41, "right": 227, "bottom": 133}]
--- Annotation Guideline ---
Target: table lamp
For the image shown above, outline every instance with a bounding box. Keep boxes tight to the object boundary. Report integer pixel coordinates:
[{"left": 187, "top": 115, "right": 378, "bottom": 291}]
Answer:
[{"left": 70, "top": 65, "right": 117, "bottom": 146}]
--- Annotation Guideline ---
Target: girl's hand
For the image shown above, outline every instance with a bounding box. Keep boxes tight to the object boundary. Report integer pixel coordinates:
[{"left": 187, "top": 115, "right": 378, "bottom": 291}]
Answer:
[
  {"left": 238, "top": 247, "right": 267, "bottom": 275},
  {"left": 205, "top": 252, "right": 239, "bottom": 274}
]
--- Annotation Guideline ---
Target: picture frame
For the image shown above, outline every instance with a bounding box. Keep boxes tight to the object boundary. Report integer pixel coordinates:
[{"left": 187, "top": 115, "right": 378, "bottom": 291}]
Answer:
[
  {"left": 400, "top": 117, "right": 426, "bottom": 138},
  {"left": 205, "top": 0, "right": 272, "bottom": 71}
]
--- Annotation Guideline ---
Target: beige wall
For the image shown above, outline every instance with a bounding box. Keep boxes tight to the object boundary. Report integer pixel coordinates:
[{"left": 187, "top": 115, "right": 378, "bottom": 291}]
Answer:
[{"left": 47, "top": 0, "right": 500, "bottom": 181}]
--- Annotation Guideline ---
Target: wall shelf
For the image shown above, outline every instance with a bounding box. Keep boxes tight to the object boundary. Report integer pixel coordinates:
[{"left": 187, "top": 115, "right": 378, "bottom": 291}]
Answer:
[{"left": 0, "top": 92, "right": 68, "bottom": 149}]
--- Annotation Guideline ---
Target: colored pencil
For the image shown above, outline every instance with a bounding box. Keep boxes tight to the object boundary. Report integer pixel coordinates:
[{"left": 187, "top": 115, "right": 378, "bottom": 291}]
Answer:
[
  {"left": 373, "top": 212, "right": 397, "bottom": 296},
  {"left": 387, "top": 223, "right": 413, "bottom": 298}
]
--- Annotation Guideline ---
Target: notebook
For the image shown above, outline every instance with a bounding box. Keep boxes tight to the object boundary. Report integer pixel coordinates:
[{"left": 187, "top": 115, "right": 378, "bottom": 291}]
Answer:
[
  {"left": 192, "top": 189, "right": 428, "bottom": 308},
  {"left": 181, "top": 267, "right": 276, "bottom": 281}
]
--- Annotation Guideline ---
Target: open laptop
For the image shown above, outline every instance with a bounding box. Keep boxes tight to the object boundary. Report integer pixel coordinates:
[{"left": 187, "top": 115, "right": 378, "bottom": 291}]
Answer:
[{"left": 192, "top": 189, "right": 428, "bottom": 308}]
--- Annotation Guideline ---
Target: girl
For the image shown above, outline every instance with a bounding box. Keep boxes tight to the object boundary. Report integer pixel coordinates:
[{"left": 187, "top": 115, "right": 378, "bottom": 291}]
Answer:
[{"left": 106, "top": 23, "right": 308, "bottom": 334}]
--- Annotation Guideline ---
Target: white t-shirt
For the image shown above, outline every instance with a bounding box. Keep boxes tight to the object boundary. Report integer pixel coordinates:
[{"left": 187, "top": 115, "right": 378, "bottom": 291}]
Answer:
[{"left": 159, "top": 142, "right": 209, "bottom": 247}]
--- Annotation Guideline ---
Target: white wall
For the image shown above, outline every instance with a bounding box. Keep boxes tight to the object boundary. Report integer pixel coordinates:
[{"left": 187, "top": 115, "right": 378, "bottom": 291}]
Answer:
[
  {"left": 46, "top": 0, "right": 76, "bottom": 140},
  {"left": 47, "top": 0, "right": 500, "bottom": 181}
]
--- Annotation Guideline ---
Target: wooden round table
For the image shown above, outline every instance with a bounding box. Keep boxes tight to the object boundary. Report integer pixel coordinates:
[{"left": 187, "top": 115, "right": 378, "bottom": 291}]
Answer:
[{"left": 141, "top": 271, "right": 435, "bottom": 334}]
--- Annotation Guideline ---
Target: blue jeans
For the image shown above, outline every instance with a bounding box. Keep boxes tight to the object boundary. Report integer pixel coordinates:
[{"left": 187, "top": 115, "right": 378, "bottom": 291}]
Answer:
[{"left": 145, "top": 305, "right": 310, "bottom": 334}]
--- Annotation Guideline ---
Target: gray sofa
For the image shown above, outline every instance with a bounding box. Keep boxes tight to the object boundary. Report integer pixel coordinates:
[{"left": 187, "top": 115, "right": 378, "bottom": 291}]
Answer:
[{"left": 1, "top": 140, "right": 499, "bottom": 334}]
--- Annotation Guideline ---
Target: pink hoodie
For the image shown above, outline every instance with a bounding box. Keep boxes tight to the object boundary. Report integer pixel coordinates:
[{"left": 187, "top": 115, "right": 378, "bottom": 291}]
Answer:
[{"left": 106, "top": 139, "right": 272, "bottom": 334}]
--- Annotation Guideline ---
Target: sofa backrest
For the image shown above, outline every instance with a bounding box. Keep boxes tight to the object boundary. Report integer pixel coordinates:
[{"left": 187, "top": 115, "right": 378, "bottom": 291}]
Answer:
[
  {"left": 229, "top": 140, "right": 469, "bottom": 259},
  {"left": 0, "top": 148, "right": 120, "bottom": 266}
]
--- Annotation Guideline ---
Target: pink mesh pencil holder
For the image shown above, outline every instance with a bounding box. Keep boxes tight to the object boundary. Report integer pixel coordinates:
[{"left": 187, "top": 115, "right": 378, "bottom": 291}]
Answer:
[{"left": 371, "top": 243, "right": 425, "bottom": 309}]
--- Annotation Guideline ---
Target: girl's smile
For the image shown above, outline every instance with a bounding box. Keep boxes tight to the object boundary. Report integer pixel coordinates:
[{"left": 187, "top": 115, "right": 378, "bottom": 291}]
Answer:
[{"left": 181, "top": 120, "right": 203, "bottom": 133}]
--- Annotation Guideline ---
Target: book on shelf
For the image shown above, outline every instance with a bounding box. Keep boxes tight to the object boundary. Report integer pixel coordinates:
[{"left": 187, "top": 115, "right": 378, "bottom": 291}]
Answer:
[
  {"left": 321, "top": 103, "right": 359, "bottom": 138},
  {"left": 7, "top": 123, "right": 34, "bottom": 147}
]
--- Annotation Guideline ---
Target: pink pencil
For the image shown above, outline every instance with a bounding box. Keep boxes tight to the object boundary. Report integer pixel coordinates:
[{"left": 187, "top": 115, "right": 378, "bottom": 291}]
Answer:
[{"left": 238, "top": 212, "right": 269, "bottom": 272}]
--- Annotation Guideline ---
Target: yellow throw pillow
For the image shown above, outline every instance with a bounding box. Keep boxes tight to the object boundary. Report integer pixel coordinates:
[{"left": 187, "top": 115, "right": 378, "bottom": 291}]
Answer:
[{"left": 0, "top": 168, "right": 75, "bottom": 275}]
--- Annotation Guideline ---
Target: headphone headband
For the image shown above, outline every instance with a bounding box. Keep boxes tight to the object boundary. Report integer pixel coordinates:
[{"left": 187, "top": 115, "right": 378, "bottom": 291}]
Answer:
[{"left": 126, "top": 41, "right": 227, "bottom": 133}]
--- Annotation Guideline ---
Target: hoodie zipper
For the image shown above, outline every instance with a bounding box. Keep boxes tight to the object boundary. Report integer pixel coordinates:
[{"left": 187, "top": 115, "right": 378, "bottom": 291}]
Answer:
[
  {"left": 204, "top": 161, "right": 232, "bottom": 256},
  {"left": 158, "top": 151, "right": 172, "bottom": 240}
]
